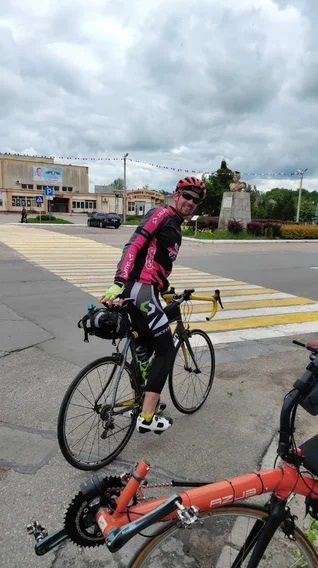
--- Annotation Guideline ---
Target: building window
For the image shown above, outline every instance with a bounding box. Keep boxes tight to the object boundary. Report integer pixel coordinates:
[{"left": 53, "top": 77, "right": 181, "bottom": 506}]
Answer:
[
  {"left": 12, "top": 195, "right": 36, "bottom": 207},
  {"left": 72, "top": 200, "right": 96, "bottom": 209},
  {"left": 21, "top": 184, "right": 27, "bottom": 189},
  {"left": 128, "top": 202, "right": 135, "bottom": 212},
  {"left": 37, "top": 185, "right": 42, "bottom": 189},
  {"left": 28, "top": 184, "right": 33, "bottom": 189},
  {"left": 63, "top": 186, "right": 73, "bottom": 192}
]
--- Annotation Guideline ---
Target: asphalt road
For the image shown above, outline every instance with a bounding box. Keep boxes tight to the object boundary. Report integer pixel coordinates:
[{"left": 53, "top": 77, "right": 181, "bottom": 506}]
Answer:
[{"left": 1, "top": 215, "right": 318, "bottom": 567}]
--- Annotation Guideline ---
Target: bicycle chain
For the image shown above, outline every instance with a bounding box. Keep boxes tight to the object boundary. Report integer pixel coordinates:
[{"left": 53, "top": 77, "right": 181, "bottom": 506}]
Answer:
[{"left": 64, "top": 477, "right": 175, "bottom": 547}]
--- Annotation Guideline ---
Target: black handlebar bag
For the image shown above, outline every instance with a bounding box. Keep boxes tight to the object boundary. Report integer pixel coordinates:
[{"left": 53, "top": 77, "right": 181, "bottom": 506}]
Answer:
[{"left": 78, "top": 307, "right": 129, "bottom": 342}]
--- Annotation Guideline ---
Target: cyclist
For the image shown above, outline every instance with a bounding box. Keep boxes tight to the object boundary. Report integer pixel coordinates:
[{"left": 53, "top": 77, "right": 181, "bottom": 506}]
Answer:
[{"left": 99, "top": 177, "right": 206, "bottom": 434}]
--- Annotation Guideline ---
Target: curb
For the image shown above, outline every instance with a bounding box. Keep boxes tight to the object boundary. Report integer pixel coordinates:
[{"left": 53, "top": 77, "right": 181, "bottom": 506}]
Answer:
[
  {"left": 183, "top": 237, "right": 318, "bottom": 244},
  {"left": 5, "top": 224, "right": 318, "bottom": 243}
]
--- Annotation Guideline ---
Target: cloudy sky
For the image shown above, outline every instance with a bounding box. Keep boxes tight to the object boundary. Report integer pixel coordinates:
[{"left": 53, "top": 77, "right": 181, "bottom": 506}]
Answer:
[{"left": 1, "top": 0, "right": 318, "bottom": 192}]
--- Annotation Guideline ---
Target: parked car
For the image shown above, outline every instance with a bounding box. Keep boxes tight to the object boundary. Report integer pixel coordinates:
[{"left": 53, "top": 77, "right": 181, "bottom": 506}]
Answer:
[{"left": 87, "top": 212, "right": 121, "bottom": 229}]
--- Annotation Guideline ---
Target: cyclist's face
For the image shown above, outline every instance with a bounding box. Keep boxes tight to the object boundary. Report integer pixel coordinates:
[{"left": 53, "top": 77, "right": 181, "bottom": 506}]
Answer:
[{"left": 174, "top": 190, "right": 199, "bottom": 218}]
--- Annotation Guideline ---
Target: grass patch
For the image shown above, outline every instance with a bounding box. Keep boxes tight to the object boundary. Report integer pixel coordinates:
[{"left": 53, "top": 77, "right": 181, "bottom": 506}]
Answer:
[
  {"left": 27, "top": 217, "right": 73, "bottom": 224},
  {"left": 182, "top": 229, "right": 273, "bottom": 240}
]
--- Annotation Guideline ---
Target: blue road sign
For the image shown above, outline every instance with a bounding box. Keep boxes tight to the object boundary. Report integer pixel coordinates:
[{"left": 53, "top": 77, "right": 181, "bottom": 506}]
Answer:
[
  {"left": 35, "top": 195, "right": 44, "bottom": 204},
  {"left": 45, "top": 186, "right": 54, "bottom": 196}
]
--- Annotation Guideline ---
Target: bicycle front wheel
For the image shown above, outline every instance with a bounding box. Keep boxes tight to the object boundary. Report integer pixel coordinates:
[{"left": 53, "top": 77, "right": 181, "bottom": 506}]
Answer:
[
  {"left": 130, "top": 504, "right": 317, "bottom": 567},
  {"left": 169, "top": 329, "right": 215, "bottom": 413},
  {"left": 57, "top": 356, "right": 140, "bottom": 470}
]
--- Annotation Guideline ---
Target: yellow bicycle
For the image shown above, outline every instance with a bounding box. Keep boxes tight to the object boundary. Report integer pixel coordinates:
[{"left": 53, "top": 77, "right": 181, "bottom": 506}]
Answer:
[{"left": 57, "top": 288, "right": 223, "bottom": 470}]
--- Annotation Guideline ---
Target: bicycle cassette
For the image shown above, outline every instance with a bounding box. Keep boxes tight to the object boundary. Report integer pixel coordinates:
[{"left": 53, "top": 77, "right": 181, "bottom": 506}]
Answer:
[{"left": 64, "top": 475, "right": 124, "bottom": 547}]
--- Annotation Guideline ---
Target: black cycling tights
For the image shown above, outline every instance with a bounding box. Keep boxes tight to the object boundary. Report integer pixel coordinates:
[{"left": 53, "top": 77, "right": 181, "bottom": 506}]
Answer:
[{"left": 124, "top": 282, "right": 175, "bottom": 394}]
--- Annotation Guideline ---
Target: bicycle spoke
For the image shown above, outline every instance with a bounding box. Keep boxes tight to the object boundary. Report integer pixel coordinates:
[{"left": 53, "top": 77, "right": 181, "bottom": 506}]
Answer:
[
  {"left": 58, "top": 357, "right": 140, "bottom": 469},
  {"left": 132, "top": 506, "right": 317, "bottom": 567},
  {"left": 169, "top": 330, "right": 215, "bottom": 413}
]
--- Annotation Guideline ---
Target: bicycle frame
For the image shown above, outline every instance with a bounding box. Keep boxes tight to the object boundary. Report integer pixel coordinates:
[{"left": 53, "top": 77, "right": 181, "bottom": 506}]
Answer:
[
  {"left": 95, "top": 459, "right": 318, "bottom": 551},
  {"left": 32, "top": 458, "right": 318, "bottom": 557}
]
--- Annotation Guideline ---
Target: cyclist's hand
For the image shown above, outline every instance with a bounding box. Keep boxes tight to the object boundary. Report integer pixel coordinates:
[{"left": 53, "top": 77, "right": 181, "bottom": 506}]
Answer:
[{"left": 99, "top": 283, "right": 125, "bottom": 306}]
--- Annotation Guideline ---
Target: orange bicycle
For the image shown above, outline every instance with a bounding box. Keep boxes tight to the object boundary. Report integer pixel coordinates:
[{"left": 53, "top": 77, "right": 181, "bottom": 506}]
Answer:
[{"left": 29, "top": 340, "right": 318, "bottom": 567}]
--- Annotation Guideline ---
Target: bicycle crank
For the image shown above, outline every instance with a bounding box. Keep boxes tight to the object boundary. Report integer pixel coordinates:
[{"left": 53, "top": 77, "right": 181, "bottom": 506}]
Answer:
[{"left": 64, "top": 475, "right": 124, "bottom": 547}]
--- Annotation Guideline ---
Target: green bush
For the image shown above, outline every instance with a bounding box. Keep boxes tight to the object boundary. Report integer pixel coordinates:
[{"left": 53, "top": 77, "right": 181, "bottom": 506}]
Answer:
[{"left": 263, "top": 222, "right": 281, "bottom": 238}]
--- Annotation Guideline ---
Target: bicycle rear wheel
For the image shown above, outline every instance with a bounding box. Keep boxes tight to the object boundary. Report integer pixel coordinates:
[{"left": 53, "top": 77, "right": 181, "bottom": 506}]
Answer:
[
  {"left": 130, "top": 504, "right": 317, "bottom": 567},
  {"left": 57, "top": 356, "right": 141, "bottom": 470},
  {"left": 169, "top": 329, "right": 215, "bottom": 413}
]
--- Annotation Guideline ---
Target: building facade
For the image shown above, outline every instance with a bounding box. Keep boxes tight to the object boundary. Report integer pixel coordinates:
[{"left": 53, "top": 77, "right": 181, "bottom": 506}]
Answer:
[
  {"left": 0, "top": 154, "right": 90, "bottom": 213},
  {"left": 0, "top": 154, "right": 168, "bottom": 215}
]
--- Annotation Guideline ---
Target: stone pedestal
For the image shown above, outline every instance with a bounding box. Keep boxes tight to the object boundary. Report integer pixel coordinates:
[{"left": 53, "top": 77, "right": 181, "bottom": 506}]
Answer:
[{"left": 218, "top": 192, "right": 251, "bottom": 230}]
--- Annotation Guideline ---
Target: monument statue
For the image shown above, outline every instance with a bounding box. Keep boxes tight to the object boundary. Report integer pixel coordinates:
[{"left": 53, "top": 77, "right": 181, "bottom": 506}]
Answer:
[
  {"left": 229, "top": 171, "right": 246, "bottom": 192},
  {"left": 218, "top": 170, "right": 251, "bottom": 229}
]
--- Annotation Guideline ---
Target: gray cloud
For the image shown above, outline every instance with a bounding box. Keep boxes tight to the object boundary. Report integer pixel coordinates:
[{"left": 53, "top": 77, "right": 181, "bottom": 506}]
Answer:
[{"left": 0, "top": 0, "right": 317, "bottom": 192}]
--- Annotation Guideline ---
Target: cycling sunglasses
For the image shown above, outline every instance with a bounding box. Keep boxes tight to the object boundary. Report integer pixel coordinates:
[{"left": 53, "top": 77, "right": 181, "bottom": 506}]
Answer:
[{"left": 181, "top": 191, "right": 200, "bottom": 205}]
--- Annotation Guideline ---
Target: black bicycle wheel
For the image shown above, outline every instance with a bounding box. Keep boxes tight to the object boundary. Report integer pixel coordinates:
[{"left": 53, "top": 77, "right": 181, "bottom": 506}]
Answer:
[
  {"left": 130, "top": 504, "right": 317, "bottom": 567},
  {"left": 169, "top": 329, "right": 215, "bottom": 413},
  {"left": 57, "top": 357, "right": 141, "bottom": 470}
]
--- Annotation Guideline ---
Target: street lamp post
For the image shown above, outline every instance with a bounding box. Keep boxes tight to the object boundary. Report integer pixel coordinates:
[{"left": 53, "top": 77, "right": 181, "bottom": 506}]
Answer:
[
  {"left": 123, "top": 153, "right": 129, "bottom": 223},
  {"left": 296, "top": 168, "right": 308, "bottom": 223}
]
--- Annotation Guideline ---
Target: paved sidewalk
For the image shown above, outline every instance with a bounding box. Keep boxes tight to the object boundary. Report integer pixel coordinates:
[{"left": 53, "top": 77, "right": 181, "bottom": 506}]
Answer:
[{"left": 1, "top": 229, "right": 318, "bottom": 566}]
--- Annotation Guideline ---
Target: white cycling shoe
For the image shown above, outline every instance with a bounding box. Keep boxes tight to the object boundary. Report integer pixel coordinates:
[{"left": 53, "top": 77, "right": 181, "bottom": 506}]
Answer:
[{"left": 136, "top": 414, "right": 173, "bottom": 434}]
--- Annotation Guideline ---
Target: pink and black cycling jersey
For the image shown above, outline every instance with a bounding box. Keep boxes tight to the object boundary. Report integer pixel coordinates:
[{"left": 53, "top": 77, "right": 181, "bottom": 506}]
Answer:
[{"left": 115, "top": 205, "right": 183, "bottom": 292}]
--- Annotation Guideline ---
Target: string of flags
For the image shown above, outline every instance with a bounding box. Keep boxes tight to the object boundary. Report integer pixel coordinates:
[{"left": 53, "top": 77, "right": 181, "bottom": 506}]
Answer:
[{"left": 0, "top": 152, "right": 304, "bottom": 177}]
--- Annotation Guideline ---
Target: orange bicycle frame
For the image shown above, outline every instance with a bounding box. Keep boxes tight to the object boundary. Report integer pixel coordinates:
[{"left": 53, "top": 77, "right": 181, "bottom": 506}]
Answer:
[{"left": 96, "top": 459, "right": 318, "bottom": 537}]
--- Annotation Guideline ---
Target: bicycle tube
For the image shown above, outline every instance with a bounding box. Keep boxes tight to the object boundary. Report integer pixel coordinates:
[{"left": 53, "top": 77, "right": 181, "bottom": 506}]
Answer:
[
  {"left": 57, "top": 356, "right": 141, "bottom": 470},
  {"left": 129, "top": 503, "right": 317, "bottom": 567},
  {"left": 169, "top": 329, "right": 215, "bottom": 413}
]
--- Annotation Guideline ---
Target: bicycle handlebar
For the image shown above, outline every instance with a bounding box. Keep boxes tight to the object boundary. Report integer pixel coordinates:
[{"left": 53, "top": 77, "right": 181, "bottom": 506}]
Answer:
[
  {"left": 105, "top": 494, "right": 181, "bottom": 553},
  {"left": 162, "top": 288, "right": 224, "bottom": 321},
  {"left": 277, "top": 343, "right": 318, "bottom": 463}
]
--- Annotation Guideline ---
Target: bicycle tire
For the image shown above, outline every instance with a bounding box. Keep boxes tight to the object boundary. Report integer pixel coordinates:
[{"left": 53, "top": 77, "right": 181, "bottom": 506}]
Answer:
[
  {"left": 130, "top": 503, "right": 318, "bottom": 567},
  {"left": 169, "top": 329, "right": 215, "bottom": 413},
  {"left": 57, "top": 356, "right": 141, "bottom": 470}
]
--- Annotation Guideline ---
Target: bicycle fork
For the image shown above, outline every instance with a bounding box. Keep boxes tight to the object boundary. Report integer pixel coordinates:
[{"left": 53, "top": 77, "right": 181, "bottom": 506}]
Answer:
[
  {"left": 234, "top": 495, "right": 296, "bottom": 568},
  {"left": 181, "top": 336, "right": 200, "bottom": 373}
]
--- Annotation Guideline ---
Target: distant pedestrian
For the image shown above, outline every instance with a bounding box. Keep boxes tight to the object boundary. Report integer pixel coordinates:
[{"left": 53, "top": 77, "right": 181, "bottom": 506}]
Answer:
[{"left": 21, "top": 207, "right": 28, "bottom": 223}]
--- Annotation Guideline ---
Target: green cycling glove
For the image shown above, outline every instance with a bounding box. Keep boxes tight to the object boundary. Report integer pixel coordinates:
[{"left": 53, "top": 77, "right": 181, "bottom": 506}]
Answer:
[{"left": 103, "top": 283, "right": 125, "bottom": 300}]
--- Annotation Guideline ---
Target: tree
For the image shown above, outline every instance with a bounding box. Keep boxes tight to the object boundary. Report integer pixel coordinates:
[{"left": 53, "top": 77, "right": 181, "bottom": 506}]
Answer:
[
  {"left": 198, "top": 174, "right": 223, "bottom": 216},
  {"left": 300, "top": 199, "right": 316, "bottom": 223},
  {"left": 245, "top": 184, "right": 261, "bottom": 216},
  {"left": 195, "top": 160, "right": 233, "bottom": 216},
  {"left": 111, "top": 178, "right": 124, "bottom": 192},
  {"left": 215, "top": 160, "right": 233, "bottom": 192},
  {"left": 253, "top": 188, "right": 296, "bottom": 221}
]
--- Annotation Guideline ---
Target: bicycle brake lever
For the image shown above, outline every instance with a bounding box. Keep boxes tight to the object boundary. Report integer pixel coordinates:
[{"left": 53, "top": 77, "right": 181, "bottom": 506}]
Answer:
[{"left": 214, "top": 289, "right": 224, "bottom": 310}]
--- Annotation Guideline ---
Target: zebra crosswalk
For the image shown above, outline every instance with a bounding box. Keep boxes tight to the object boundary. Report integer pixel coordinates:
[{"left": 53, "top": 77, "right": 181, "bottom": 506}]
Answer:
[{"left": 1, "top": 225, "right": 318, "bottom": 345}]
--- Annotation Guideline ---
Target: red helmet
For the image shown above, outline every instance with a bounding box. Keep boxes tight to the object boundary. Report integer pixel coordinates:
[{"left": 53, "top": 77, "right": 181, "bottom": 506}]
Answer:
[{"left": 176, "top": 176, "right": 206, "bottom": 199}]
